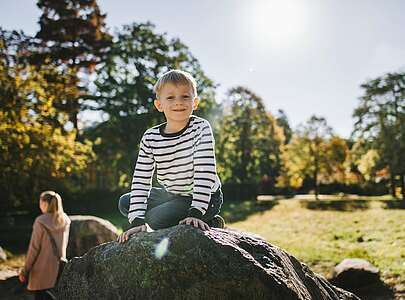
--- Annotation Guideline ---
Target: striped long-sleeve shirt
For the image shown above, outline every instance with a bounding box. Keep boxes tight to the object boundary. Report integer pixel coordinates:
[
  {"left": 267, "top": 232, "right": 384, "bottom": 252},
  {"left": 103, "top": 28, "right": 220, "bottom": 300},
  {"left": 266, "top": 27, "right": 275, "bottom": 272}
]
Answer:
[{"left": 128, "top": 116, "right": 221, "bottom": 225}]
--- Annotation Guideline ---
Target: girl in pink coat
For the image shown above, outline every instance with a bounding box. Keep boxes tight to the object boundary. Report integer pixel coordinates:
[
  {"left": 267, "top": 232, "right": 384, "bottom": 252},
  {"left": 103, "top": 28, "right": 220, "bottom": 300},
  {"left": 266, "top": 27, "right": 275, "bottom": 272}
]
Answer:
[{"left": 19, "top": 191, "right": 71, "bottom": 300}]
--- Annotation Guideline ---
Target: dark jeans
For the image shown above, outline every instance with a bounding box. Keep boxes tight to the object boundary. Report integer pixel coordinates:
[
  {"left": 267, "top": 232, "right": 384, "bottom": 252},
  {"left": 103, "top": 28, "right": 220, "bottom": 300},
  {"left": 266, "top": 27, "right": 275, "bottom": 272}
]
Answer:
[
  {"left": 32, "top": 290, "right": 55, "bottom": 300},
  {"left": 118, "top": 187, "right": 223, "bottom": 230}
]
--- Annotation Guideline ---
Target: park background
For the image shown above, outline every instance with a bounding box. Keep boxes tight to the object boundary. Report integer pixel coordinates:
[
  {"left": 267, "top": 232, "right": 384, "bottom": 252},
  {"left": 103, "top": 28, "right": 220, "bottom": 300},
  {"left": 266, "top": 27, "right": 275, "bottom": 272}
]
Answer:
[{"left": 0, "top": 0, "right": 404, "bottom": 298}]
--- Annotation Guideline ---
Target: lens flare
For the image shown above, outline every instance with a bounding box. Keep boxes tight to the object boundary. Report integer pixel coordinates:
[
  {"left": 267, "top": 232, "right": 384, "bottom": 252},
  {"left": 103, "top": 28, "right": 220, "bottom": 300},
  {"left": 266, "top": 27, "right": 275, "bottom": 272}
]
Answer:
[{"left": 154, "top": 237, "right": 170, "bottom": 259}]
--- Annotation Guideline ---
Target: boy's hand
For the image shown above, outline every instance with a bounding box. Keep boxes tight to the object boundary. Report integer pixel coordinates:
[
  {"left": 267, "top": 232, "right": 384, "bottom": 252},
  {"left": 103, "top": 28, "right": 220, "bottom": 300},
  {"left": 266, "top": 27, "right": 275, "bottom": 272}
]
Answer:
[
  {"left": 117, "top": 225, "right": 147, "bottom": 243},
  {"left": 179, "top": 217, "right": 210, "bottom": 230}
]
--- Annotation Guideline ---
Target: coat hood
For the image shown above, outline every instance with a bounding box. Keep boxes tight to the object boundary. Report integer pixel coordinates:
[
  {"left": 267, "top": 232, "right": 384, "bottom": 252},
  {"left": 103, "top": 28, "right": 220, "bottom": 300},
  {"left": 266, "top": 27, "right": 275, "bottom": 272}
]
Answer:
[{"left": 36, "top": 213, "right": 71, "bottom": 231}]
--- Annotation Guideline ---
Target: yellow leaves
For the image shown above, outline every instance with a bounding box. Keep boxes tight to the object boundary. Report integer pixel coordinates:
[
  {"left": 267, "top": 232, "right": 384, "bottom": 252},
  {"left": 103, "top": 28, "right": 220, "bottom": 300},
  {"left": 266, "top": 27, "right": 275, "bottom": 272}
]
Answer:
[
  {"left": 22, "top": 134, "right": 30, "bottom": 146},
  {"left": 118, "top": 174, "right": 129, "bottom": 188},
  {"left": 24, "top": 157, "right": 33, "bottom": 168},
  {"left": 358, "top": 149, "right": 379, "bottom": 181},
  {"left": 94, "top": 137, "right": 102, "bottom": 145},
  {"left": 1, "top": 100, "right": 94, "bottom": 181},
  {"left": 289, "top": 173, "right": 304, "bottom": 189},
  {"left": 281, "top": 134, "right": 351, "bottom": 188},
  {"left": 1, "top": 40, "right": 100, "bottom": 206}
]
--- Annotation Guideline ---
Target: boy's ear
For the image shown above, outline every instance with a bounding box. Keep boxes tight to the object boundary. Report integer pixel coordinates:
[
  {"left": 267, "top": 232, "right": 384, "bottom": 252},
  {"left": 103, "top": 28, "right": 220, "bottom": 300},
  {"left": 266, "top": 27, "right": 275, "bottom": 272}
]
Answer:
[
  {"left": 193, "top": 97, "right": 200, "bottom": 110},
  {"left": 154, "top": 99, "right": 163, "bottom": 112}
]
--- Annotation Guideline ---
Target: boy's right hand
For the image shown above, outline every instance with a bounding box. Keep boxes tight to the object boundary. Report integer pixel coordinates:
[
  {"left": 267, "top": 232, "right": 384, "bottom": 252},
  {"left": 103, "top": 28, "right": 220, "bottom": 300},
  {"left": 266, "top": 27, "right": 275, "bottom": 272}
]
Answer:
[{"left": 117, "top": 225, "right": 147, "bottom": 243}]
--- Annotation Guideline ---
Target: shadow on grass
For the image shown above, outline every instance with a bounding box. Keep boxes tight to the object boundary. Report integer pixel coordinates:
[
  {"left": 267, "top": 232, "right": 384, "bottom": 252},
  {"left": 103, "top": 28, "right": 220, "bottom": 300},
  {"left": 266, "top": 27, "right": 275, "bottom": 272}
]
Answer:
[
  {"left": 301, "top": 200, "right": 370, "bottom": 211},
  {"left": 330, "top": 280, "right": 395, "bottom": 300},
  {"left": 222, "top": 200, "right": 278, "bottom": 223},
  {"left": 383, "top": 200, "right": 405, "bottom": 209}
]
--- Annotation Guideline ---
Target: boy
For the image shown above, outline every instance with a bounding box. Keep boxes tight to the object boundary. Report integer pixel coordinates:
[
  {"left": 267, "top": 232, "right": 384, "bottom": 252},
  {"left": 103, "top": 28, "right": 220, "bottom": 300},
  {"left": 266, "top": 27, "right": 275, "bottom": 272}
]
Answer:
[{"left": 117, "top": 70, "right": 224, "bottom": 243}]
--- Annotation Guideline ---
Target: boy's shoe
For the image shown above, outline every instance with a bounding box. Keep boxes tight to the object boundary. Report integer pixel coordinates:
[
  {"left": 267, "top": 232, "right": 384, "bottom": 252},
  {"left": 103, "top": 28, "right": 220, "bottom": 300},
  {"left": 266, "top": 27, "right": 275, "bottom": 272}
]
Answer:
[{"left": 209, "top": 215, "right": 225, "bottom": 228}]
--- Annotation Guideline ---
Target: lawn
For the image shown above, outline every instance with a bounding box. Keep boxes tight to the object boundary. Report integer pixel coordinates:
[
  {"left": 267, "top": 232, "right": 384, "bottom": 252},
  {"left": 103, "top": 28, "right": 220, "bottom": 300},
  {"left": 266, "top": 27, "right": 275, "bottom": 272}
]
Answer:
[
  {"left": 96, "top": 194, "right": 404, "bottom": 292},
  {"left": 224, "top": 195, "right": 405, "bottom": 293},
  {"left": 2, "top": 195, "right": 404, "bottom": 295}
]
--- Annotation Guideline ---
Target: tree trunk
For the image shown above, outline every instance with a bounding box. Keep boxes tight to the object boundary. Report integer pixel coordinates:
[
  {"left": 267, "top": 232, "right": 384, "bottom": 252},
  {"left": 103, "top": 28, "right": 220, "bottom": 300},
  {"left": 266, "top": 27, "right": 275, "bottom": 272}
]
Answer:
[
  {"left": 390, "top": 173, "right": 397, "bottom": 198},
  {"left": 314, "top": 156, "right": 319, "bottom": 201},
  {"left": 71, "top": 110, "right": 79, "bottom": 131},
  {"left": 401, "top": 173, "right": 404, "bottom": 201}
]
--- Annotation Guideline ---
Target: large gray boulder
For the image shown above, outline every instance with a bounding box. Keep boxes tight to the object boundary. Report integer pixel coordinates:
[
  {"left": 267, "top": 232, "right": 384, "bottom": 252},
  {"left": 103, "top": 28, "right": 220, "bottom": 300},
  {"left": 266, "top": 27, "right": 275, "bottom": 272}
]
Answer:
[
  {"left": 67, "top": 215, "right": 119, "bottom": 258},
  {"left": 57, "top": 225, "right": 358, "bottom": 300}
]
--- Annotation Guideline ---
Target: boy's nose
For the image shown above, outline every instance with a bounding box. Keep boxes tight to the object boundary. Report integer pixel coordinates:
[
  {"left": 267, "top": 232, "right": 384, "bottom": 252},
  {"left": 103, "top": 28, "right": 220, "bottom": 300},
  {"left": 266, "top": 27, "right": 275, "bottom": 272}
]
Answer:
[{"left": 173, "top": 96, "right": 187, "bottom": 102}]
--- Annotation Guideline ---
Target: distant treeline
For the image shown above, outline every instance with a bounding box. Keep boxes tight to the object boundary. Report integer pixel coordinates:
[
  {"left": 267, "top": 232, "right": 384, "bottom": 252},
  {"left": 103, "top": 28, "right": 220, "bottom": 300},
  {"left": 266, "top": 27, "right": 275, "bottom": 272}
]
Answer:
[{"left": 1, "top": 0, "right": 404, "bottom": 213}]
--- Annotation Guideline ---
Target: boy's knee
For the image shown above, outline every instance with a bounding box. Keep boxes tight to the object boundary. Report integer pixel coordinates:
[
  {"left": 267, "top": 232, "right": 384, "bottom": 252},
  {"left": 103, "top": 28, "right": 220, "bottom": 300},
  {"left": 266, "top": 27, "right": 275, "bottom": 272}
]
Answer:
[
  {"left": 118, "top": 193, "right": 131, "bottom": 217},
  {"left": 145, "top": 212, "right": 179, "bottom": 230},
  {"left": 145, "top": 214, "right": 165, "bottom": 230}
]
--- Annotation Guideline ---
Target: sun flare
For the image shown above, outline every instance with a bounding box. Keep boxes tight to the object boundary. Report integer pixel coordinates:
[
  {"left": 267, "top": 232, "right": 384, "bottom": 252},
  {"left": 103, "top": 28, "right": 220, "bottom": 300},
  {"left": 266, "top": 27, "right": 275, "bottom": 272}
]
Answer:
[{"left": 245, "top": 0, "right": 308, "bottom": 48}]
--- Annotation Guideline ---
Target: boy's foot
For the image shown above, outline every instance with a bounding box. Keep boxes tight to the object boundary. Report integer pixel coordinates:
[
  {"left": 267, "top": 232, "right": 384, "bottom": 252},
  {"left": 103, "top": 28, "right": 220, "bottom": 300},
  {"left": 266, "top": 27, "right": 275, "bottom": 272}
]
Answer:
[{"left": 209, "top": 215, "right": 225, "bottom": 228}]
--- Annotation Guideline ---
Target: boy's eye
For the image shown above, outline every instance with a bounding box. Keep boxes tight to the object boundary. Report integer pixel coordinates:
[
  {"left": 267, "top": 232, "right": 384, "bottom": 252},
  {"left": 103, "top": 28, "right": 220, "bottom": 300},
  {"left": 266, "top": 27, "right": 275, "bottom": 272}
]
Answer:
[
  {"left": 167, "top": 96, "right": 174, "bottom": 100},
  {"left": 182, "top": 95, "right": 190, "bottom": 99}
]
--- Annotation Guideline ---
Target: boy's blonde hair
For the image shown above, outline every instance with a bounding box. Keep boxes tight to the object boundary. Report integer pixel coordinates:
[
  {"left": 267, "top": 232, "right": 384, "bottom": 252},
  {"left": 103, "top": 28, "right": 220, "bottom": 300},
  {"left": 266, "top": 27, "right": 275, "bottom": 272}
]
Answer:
[{"left": 153, "top": 69, "right": 198, "bottom": 98}]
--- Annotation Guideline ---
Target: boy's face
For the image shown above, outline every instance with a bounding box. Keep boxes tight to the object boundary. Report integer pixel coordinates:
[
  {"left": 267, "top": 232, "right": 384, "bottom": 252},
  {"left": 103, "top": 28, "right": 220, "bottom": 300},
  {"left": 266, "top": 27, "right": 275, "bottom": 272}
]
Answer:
[{"left": 154, "top": 83, "right": 199, "bottom": 124}]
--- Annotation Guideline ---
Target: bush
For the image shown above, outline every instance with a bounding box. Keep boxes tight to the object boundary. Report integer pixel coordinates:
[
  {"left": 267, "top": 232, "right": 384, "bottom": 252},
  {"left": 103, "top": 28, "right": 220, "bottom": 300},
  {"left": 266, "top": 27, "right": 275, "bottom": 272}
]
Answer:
[{"left": 221, "top": 183, "right": 258, "bottom": 202}]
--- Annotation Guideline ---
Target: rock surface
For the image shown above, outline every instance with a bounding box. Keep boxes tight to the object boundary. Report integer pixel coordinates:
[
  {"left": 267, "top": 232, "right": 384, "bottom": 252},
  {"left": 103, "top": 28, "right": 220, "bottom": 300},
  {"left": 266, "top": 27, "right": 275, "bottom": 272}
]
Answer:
[
  {"left": 331, "top": 258, "right": 380, "bottom": 288},
  {"left": 67, "top": 215, "right": 119, "bottom": 258},
  {"left": 330, "top": 258, "right": 393, "bottom": 299},
  {"left": 57, "top": 225, "right": 358, "bottom": 300},
  {"left": 0, "top": 246, "right": 6, "bottom": 262}
]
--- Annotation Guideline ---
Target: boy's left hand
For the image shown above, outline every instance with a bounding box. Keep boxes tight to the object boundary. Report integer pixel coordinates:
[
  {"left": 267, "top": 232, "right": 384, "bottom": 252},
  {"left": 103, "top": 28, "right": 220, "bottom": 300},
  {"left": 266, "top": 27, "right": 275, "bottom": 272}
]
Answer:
[{"left": 179, "top": 217, "right": 210, "bottom": 230}]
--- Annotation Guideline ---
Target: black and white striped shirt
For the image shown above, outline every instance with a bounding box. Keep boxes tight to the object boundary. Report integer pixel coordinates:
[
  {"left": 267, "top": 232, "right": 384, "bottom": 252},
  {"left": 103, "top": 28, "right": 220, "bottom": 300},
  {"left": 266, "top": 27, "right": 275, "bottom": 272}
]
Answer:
[{"left": 128, "top": 116, "right": 221, "bottom": 224}]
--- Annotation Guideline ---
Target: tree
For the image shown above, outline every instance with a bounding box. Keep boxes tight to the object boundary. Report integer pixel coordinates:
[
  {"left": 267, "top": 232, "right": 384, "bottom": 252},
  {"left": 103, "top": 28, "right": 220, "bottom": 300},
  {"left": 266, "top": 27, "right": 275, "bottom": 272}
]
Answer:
[
  {"left": 353, "top": 72, "right": 405, "bottom": 199},
  {"left": 216, "top": 86, "right": 283, "bottom": 186},
  {"left": 0, "top": 28, "right": 94, "bottom": 209},
  {"left": 91, "top": 22, "right": 217, "bottom": 120},
  {"left": 83, "top": 22, "right": 220, "bottom": 190},
  {"left": 277, "top": 116, "right": 347, "bottom": 199},
  {"left": 348, "top": 139, "right": 381, "bottom": 183},
  {"left": 300, "top": 116, "right": 333, "bottom": 200},
  {"left": 30, "top": 0, "right": 112, "bottom": 129},
  {"left": 275, "top": 109, "right": 292, "bottom": 144}
]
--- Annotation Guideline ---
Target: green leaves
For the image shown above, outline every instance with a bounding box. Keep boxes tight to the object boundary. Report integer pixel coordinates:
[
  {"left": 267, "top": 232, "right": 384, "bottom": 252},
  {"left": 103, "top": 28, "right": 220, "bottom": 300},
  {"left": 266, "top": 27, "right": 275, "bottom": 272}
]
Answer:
[
  {"left": 278, "top": 116, "right": 348, "bottom": 196},
  {"left": 0, "top": 29, "right": 94, "bottom": 209},
  {"left": 216, "top": 86, "right": 284, "bottom": 185},
  {"left": 92, "top": 22, "right": 217, "bottom": 121},
  {"left": 353, "top": 72, "right": 405, "bottom": 198},
  {"left": 35, "top": 0, "right": 111, "bottom": 68},
  {"left": 82, "top": 22, "right": 220, "bottom": 190}
]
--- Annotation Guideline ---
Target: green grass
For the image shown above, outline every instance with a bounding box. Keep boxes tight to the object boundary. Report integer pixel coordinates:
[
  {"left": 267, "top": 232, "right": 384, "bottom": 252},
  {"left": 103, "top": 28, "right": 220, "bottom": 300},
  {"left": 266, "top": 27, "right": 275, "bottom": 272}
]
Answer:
[
  {"left": 3, "top": 194, "right": 403, "bottom": 293},
  {"left": 97, "top": 194, "right": 405, "bottom": 290},
  {"left": 227, "top": 196, "right": 405, "bottom": 290}
]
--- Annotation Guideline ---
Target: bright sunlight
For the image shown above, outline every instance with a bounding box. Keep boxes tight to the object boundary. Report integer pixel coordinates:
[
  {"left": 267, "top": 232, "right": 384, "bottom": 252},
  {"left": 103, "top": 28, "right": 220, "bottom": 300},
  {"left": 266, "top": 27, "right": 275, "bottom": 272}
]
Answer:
[{"left": 243, "top": 0, "right": 308, "bottom": 48}]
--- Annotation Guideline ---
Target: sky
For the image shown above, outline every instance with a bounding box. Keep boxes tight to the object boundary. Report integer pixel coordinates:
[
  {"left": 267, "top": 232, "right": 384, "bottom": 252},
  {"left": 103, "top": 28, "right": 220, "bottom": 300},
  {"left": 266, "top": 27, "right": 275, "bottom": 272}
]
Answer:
[{"left": 1, "top": 0, "right": 405, "bottom": 137}]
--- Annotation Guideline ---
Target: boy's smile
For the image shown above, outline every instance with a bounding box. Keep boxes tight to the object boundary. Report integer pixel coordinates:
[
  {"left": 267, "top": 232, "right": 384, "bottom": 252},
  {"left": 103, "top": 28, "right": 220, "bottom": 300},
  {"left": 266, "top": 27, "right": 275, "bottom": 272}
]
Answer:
[{"left": 154, "top": 83, "right": 199, "bottom": 133}]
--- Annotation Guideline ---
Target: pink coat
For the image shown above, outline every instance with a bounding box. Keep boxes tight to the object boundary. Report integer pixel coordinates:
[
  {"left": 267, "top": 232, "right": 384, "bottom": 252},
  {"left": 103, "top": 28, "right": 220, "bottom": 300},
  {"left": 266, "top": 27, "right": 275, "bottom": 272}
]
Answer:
[{"left": 24, "top": 213, "right": 71, "bottom": 291}]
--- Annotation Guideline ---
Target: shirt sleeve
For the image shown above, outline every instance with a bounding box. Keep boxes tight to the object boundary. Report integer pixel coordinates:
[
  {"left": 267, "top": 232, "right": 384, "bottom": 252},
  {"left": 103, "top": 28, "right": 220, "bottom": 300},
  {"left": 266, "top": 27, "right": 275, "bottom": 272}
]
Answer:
[
  {"left": 24, "top": 219, "right": 43, "bottom": 274},
  {"left": 189, "top": 121, "right": 218, "bottom": 218},
  {"left": 128, "top": 132, "right": 155, "bottom": 225}
]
